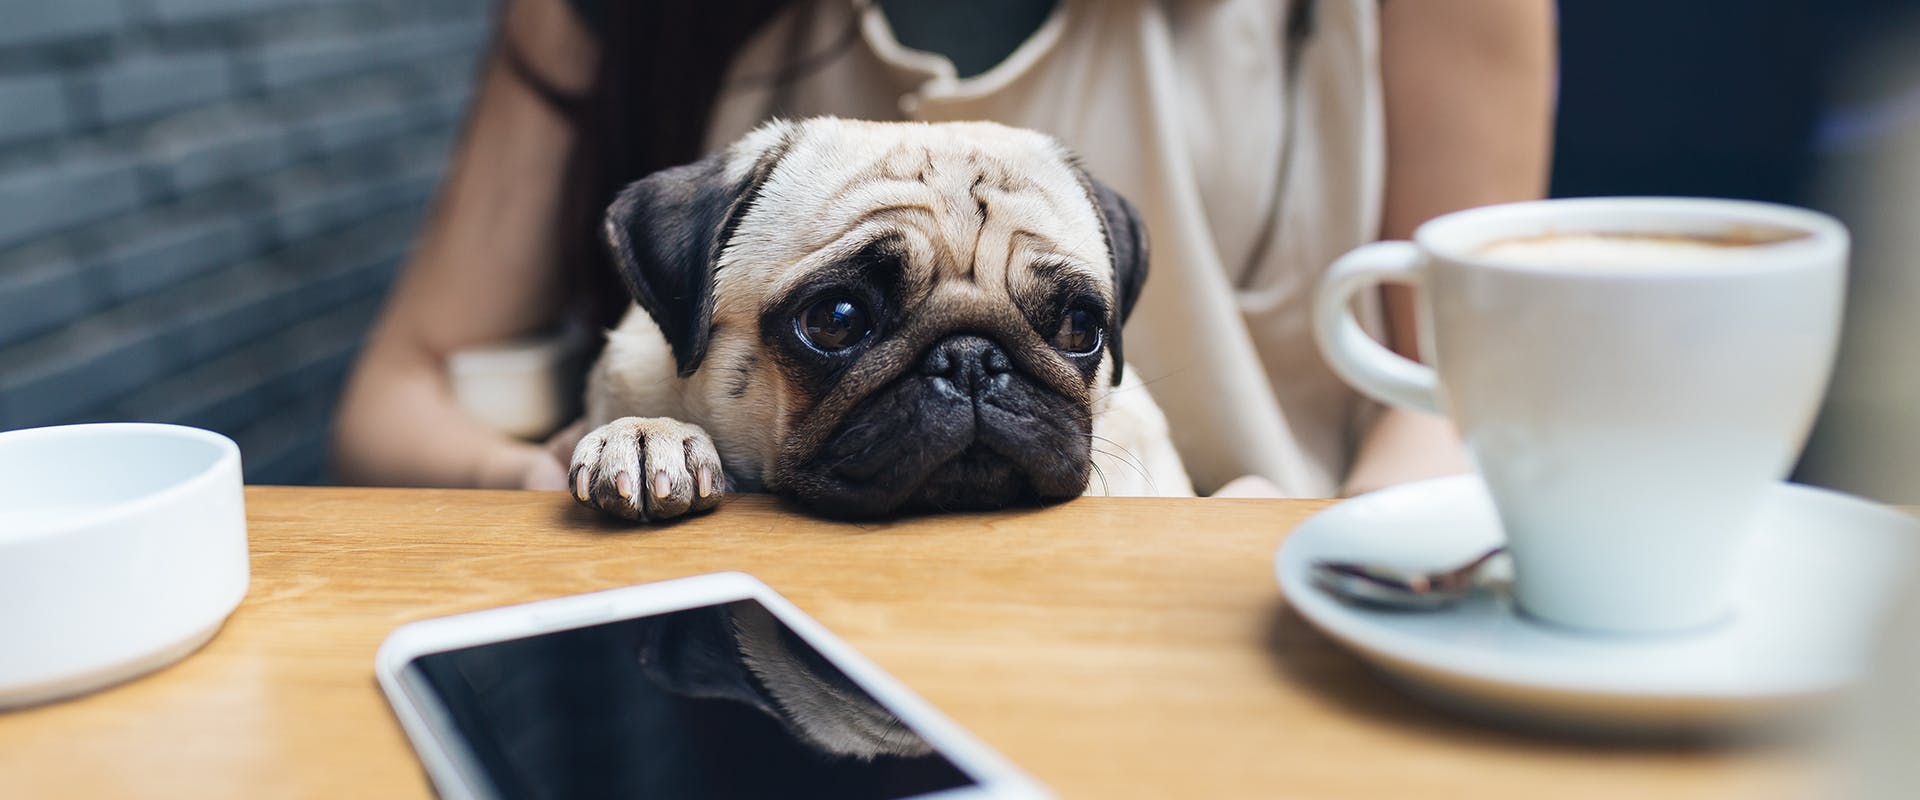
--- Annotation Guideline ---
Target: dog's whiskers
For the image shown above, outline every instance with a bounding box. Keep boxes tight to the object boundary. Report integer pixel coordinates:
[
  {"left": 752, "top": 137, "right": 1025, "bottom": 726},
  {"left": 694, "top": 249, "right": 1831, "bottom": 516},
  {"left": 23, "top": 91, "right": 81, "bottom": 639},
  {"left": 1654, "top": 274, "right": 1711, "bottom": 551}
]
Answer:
[
  {"left": 1083, "top": 433, "right": 1154, "bottom": 494},
  {"left": 1088, "top": 433, "right": 1150, "bottom": 473},
  {"left": 1089, "top": 449, "right": 1148, "bottom": 494},
  {"left": 1088, "top": 459, "right": 1112, "bottom": 497}
]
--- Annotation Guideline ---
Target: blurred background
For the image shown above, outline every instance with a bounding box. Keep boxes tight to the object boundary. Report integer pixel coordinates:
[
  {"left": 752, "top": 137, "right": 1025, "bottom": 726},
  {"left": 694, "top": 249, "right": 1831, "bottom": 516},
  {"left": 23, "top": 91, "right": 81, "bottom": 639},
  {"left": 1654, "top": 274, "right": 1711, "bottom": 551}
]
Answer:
[
  {"left": 0, "top": 0, "right": 486, "bottom": 483},
  {"left": 0, "top": 0, "right": 1913, "bottom": 496}
]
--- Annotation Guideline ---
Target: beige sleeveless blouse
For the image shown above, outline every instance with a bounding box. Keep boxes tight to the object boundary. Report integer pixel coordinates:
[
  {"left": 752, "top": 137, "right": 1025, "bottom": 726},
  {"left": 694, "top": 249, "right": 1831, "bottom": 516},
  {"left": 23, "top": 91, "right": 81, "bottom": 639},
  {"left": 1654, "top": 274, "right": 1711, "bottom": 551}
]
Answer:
[{"left": 704, "top": 0, "right": 1386, "bottom": 497}]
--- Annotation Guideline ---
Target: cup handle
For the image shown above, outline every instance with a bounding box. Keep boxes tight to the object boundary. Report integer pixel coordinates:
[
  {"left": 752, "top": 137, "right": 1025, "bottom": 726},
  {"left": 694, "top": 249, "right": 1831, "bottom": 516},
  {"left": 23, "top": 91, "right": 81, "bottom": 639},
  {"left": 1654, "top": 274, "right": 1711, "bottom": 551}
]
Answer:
[{"left": 1312, "top": 241, "right": 1441, "bottom": 413}]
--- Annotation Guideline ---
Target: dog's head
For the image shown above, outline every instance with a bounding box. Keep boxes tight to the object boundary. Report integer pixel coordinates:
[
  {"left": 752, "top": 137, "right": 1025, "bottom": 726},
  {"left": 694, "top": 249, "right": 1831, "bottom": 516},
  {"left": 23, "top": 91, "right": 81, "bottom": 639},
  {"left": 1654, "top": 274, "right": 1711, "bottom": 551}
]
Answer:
[{"left": 605, "top": 119, "right": 1147, "bottom": 518}]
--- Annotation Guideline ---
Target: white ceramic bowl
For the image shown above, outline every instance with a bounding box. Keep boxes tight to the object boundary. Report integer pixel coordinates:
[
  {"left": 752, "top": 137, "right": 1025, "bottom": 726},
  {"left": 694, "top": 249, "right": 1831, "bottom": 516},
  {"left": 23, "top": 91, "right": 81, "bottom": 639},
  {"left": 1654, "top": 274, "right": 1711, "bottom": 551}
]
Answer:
[{"left": 0, "top": 423, "right": 249, "bottom": 709}]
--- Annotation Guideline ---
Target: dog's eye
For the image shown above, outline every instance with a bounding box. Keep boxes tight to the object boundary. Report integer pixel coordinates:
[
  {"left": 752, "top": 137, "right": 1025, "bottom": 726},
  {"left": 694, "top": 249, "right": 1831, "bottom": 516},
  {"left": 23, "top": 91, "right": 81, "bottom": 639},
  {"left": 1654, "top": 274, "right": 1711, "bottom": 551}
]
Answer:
[
  {"left": 1052, "top": 307, "right": 1103, "bottom": 355},
  {"left": 797, "top": 298, "right": 873, "bottom": 352}
]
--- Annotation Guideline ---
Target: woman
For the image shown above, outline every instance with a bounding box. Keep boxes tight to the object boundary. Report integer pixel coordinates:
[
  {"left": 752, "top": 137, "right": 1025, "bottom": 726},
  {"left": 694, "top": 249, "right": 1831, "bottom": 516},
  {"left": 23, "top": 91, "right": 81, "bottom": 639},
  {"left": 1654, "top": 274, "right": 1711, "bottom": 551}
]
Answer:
[{"left": 332, "top": 0, "right": 1555, "bottom": 497}]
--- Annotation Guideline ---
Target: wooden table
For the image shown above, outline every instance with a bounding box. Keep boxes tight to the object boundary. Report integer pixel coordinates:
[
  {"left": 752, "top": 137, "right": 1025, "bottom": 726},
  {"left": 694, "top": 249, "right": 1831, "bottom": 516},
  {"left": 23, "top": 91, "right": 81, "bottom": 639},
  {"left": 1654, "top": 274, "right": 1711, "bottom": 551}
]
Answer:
[{"left": 0, "top": 488, "right": 1818, "bottom": 798}]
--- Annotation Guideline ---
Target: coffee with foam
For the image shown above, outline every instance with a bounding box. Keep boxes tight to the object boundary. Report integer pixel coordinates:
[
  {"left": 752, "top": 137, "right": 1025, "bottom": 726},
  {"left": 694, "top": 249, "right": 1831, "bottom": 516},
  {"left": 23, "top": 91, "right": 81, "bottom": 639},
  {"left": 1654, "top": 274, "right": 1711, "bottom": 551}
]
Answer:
[{"left": 1475, "top": 231, "right": 1807, "bottom": 270}]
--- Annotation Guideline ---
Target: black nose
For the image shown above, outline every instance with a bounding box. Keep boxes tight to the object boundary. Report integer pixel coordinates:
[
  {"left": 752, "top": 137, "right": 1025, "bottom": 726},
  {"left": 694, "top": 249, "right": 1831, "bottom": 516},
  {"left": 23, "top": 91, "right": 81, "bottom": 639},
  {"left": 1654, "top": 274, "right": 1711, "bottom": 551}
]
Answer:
[{"left": 920, "top": 335, "right": 1013, "bottom": 395}]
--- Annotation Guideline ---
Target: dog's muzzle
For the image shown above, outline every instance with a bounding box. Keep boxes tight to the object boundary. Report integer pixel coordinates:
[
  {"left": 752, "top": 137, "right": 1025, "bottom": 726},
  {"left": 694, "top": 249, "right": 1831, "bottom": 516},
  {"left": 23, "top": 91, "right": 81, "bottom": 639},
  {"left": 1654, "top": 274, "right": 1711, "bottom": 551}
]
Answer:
[{"left": 783, "top": 334, "right": 1093, "bottom": 518}]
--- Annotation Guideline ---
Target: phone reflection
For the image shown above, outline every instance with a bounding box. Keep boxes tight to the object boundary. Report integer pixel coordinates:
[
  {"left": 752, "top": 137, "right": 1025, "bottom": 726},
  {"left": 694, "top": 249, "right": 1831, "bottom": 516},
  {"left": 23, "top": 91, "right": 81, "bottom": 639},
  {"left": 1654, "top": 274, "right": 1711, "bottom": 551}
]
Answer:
[
  {"left": 409, "top": 600, "right": 974, "bottom": 799},
  {"left": 636, "top": 600, "right": 936, "bottom": 759}
]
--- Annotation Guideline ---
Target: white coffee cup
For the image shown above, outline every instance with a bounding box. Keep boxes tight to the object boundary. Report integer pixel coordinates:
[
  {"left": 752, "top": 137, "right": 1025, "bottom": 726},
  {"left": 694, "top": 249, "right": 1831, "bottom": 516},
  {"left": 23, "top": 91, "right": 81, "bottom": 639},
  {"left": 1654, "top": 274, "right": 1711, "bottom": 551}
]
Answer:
[{"left": 1314, "top": 197, "right": 1848, "bottom": 633}]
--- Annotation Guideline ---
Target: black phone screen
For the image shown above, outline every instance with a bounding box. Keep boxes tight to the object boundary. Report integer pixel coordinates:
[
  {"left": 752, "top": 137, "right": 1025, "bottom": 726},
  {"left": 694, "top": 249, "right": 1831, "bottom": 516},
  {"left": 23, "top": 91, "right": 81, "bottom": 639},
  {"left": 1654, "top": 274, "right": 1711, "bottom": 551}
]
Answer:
[{"left": 403, "top": 599, "right": 979, "bottom": 800}]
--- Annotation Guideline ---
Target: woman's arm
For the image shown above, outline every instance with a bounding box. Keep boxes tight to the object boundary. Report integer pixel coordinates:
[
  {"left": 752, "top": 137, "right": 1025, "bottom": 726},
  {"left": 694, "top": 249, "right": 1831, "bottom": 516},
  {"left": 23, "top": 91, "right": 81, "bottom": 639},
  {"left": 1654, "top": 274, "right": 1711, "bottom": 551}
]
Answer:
[
  {"left": 1341, "top": 0, "right": 1556, "bottom": 495},
  {"left": 331, "top": 0, "right": 598, "bottom": 489}
]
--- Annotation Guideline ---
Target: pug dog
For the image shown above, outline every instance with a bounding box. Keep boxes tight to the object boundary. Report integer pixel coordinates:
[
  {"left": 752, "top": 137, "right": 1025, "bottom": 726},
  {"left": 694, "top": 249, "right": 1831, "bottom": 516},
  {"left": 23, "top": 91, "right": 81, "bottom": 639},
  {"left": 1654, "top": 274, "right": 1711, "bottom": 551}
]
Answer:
[{"left": 571, "top": 118, "right": 1192, "bottom": 522}]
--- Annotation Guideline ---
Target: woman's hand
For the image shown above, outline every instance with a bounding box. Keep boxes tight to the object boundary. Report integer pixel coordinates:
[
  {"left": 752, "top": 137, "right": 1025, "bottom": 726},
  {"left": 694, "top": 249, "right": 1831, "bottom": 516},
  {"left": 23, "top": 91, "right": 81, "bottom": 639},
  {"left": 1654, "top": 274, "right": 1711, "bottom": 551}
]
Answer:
[
  {"left": 530, "top": 419, "right": 589, "bottom": 490},
  {"left": 474, "top": 441, "right": 567, "bottom": 490}
]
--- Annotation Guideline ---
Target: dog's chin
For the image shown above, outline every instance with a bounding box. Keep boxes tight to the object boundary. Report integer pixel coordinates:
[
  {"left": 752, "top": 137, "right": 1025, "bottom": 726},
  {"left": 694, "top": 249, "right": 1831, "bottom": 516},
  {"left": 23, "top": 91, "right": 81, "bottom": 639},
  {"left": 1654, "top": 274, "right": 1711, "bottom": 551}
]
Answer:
[
  {"left": 774, "top": 379, "right": 1093, "bottom": 520},
  {"left": 898, "top": 445, "right": 1040, "bottom": 513},
  {"left": 787, "top": 445, "right": 1074, "bottom": 520}
]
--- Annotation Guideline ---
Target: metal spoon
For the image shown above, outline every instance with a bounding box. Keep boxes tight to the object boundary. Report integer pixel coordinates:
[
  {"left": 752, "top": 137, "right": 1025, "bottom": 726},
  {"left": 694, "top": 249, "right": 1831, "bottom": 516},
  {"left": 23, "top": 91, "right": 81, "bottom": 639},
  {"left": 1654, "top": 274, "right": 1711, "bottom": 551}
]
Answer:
[{"left": 1309, "top": 546, "right": 1509, "bottom": 610}]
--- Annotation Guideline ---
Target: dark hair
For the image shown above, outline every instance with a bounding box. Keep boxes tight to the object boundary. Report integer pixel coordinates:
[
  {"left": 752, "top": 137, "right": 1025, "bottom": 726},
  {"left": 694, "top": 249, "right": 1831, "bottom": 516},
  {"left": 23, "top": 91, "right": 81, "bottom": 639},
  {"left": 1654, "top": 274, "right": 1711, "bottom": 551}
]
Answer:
[{"left": 502, "top": 1, "right": 795, "bottom": 337}]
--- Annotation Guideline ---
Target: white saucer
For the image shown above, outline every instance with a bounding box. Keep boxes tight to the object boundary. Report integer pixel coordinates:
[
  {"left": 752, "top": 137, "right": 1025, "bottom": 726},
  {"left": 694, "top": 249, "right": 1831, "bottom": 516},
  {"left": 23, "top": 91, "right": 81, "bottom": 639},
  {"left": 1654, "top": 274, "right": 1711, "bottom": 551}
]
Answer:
[{"left": 1275, "top": 475, "right": 1919, "bottom": 736}]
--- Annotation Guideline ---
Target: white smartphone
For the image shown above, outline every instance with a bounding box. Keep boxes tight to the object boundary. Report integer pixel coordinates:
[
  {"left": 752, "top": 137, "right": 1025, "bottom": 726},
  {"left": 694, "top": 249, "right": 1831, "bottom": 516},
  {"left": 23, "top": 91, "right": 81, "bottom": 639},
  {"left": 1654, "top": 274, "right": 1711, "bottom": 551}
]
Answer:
[{"left": 375, "top": 572, "right": 1049, "bottom": 800}]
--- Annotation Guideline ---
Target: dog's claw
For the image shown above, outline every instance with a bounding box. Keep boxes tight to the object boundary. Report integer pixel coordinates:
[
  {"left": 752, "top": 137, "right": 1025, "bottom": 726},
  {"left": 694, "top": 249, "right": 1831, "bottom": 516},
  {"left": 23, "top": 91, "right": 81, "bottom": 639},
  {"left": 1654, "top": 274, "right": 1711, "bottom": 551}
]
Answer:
[{"left": 570, "top": 417, "right": 726, "bottom": 522}]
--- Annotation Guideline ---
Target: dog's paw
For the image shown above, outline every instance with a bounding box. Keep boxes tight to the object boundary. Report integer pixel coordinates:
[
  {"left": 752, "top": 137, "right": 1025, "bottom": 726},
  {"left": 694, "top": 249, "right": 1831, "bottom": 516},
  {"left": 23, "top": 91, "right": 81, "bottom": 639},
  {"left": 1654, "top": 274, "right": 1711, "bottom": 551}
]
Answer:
[{"left": 569, "top": 417, "right": 727, "bottom": 522}]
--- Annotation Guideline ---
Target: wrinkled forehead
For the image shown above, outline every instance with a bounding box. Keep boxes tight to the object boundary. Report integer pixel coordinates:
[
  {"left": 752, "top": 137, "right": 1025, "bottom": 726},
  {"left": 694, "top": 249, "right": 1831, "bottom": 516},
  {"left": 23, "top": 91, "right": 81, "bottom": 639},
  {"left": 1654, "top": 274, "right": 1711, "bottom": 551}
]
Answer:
[{"left": 716, "top": 122, "right": 1112, "bottom": 299}]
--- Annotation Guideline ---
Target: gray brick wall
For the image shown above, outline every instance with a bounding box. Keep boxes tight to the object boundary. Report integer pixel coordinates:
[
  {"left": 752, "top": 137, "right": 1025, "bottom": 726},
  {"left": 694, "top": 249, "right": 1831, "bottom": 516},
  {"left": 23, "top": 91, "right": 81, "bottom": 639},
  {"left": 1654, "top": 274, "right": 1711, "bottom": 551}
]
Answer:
[{"left": 0, "top": 0, "right": 493, "bottom": 484}]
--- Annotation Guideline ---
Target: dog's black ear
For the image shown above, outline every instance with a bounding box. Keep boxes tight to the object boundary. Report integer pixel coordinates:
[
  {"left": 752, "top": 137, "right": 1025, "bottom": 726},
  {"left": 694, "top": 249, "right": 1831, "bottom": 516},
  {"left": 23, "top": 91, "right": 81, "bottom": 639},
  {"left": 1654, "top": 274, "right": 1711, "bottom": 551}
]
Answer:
[
  {"left": 604, "top": 133, "right": 791, "bottom": 376},
  {"left": 1081, "top": 175, "right": 1149, "bottom": 386}
]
